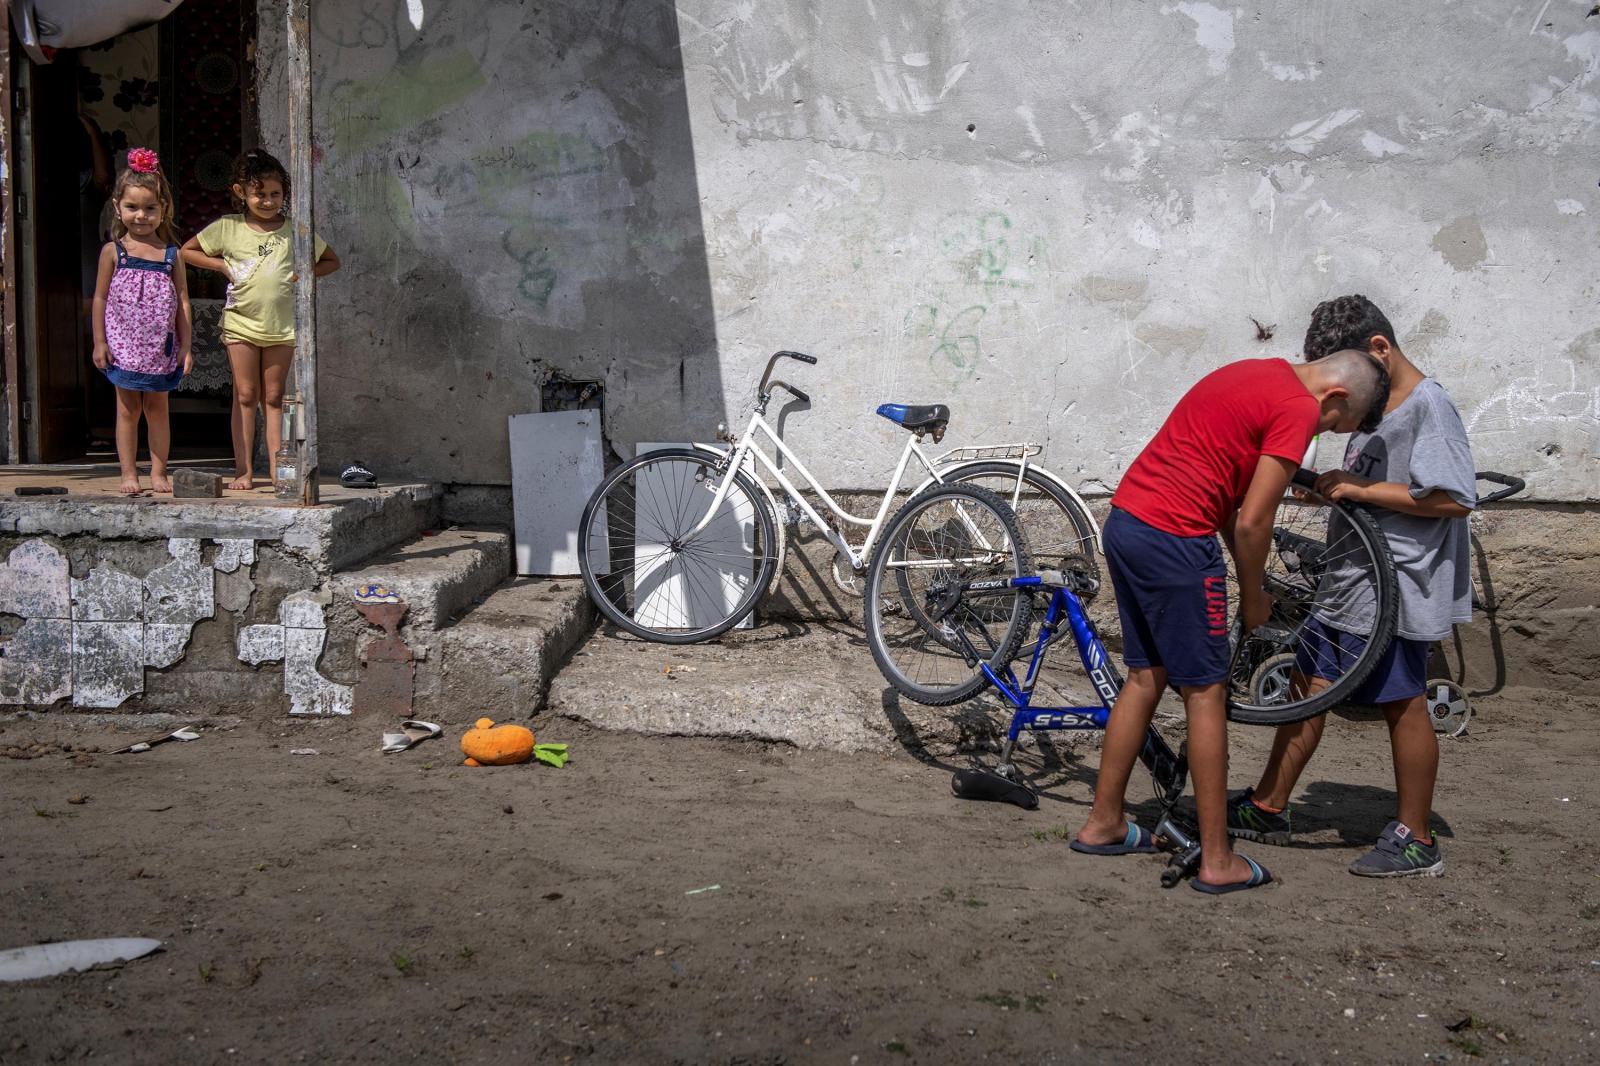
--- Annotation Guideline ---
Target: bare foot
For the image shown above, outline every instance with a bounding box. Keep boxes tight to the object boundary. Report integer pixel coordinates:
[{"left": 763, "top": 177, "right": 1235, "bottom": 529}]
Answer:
[
  {"left": 151, "top": 474, "right": 173, "bottom": 493},
  {"left": 1195, "top": 852, "right": 1264, "bottom": 889},
  {"left": 119, "top": 476, "right": 142, "bottom": 496},
  {"left": 1072, "top": 813, "right": 1136, "bottom": 849},
  {"left": 228, "top": 473, "right": 254, "bottom": 491}
]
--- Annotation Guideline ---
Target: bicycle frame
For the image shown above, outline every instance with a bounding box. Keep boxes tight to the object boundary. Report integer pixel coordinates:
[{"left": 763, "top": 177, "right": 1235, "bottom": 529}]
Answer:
[
  {"left": 686, "top": 409, "right": 987, "bottom": 570},
  {"left": 952, "top": 573, "right": 1199, "bottom": 882}
]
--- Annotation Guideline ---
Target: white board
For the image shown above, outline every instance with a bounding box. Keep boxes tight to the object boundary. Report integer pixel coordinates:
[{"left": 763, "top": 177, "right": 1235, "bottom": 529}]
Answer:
[
  {"left": 631, "top": 444, "right": 756, "bottom": 631},
  {"left": 510, "top": 410, "right": 607, "bottom": 576}
]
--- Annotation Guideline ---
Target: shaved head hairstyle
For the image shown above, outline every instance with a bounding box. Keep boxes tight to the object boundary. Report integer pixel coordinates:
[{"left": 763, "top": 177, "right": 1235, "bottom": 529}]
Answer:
[{"left": 1318, "top": 348, "right": 1391, "bottom": 433}]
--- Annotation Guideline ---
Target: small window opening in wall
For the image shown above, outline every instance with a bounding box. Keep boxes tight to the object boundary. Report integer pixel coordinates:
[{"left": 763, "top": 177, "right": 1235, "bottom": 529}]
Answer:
[{"left": 540, "top": 374, "right": 604, "bottom": 414}]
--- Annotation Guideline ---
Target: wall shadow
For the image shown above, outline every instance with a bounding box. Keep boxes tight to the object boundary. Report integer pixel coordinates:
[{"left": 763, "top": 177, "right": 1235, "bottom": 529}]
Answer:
[
  {"left": 1432, "top": 531, "right": 1508, "bottom": 699},
  {"left": 306, "top": 0, "right": 722, "bottom": 482}
]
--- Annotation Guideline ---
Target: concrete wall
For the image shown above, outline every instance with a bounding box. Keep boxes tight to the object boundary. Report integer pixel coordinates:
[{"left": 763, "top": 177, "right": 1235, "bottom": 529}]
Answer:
[{"left": 258, "top": 1, "right": 1599, "bottom": 500}]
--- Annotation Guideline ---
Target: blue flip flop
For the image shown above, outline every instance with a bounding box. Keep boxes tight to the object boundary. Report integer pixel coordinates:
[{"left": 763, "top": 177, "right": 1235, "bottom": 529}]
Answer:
[
  {"left": 1069, "top": 818, "right": 1160, "bottom": 856},
  {"left": 1191, "top": 855, "right": 1274, "bottom": 894}
]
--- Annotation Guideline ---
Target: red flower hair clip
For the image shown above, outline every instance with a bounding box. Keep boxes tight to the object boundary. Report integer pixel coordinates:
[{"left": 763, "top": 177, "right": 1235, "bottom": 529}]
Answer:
[{"left": 127, "top": 148, "right": 161, "bottom": 174}]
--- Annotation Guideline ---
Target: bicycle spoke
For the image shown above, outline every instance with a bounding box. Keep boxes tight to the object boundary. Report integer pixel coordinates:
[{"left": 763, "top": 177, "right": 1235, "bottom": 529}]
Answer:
[
  {"left": 580, "top": 452, "right": 776, "bottom": 641},
  {"left": 864, "top": 485, "right": 1033, "bottom": 704},
  {"left": 1223, "top": 493, "right": 1398, "bottom": 724}
]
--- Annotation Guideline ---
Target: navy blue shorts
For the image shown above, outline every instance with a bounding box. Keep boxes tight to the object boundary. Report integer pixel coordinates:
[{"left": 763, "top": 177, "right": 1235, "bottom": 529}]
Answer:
[
  {"left": 1295, "top": 616, "right": 1428, "bottom": 705},
  {"left": 1103, "top": 508, "right": 1231, "bottom": 687}
]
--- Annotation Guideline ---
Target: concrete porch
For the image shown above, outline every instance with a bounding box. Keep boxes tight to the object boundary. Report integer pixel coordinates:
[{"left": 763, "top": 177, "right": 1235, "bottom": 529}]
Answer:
[{"left": 0, "top": 471, "right": 591, "bottom": 718}]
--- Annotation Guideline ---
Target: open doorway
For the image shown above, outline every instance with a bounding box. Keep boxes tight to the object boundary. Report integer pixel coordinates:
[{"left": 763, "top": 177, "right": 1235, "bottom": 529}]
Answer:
[{"left": 13, "top": 0, "right": 254, "bottom": 464}]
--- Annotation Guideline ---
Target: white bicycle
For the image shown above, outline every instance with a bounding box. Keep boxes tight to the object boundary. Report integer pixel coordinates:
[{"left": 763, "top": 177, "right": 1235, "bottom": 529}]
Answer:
[{"left": 577, "top": 350, "right": 1101, "bottom": 644}]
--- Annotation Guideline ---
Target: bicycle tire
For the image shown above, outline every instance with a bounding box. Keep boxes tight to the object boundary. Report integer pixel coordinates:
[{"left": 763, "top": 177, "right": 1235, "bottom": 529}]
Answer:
[
  {"left": 1224, "top": 499, "right": 1398, "bottom": 725},
  {"left": 941, "top": 461, "right": 1099, "bottom": 581},
  {"left": 894, "top": 463, "right": 1096, "bottom": 650},
  {"left": 578, "top": 449, "right": 778, "bottom": 644},
  {"left": 864, "top": 483, "right": 1034, "bottom": 706}
]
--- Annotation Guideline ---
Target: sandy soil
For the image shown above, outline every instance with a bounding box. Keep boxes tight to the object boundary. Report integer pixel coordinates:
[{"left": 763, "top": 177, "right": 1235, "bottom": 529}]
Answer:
[{"left": 2, "top": 655, "right": 1597, "bottom": 1064}]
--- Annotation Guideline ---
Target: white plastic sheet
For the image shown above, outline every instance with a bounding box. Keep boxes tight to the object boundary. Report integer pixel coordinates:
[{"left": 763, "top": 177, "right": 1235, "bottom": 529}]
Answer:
[
  {"left": 9, "top": 1, "right": 187, "bottom": 64},
  {"left": 0, "top": 938, "right": 162, "bottom": 982}
]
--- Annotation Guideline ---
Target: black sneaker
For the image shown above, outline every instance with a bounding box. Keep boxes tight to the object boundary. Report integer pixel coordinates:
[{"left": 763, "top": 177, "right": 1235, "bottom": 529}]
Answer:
[
  {"left": 340, "top": 460, "right": 378, "bottom": 489},
  {"left": 1349, "top": 820, "right": 1443, "bottom": 878},
  {"left": 1227, "top": 787, "right": 1293, "bottom": 845}
]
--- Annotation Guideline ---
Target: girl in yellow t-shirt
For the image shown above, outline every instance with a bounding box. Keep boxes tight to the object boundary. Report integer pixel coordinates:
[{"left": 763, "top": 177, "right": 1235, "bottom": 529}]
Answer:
[{"left": 181, "top": 149, "right": 339, "bottom": 490}]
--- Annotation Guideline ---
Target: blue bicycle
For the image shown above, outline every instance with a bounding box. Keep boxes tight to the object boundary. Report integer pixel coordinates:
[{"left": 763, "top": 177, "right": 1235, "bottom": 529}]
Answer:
[{"left": 862, "top": 478, "right": 1400, "bottom": 886}]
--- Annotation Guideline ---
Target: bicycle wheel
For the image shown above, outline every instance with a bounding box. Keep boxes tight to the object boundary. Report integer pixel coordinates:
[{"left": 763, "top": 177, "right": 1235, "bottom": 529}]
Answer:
[
  {"left": 943, "top": 462, "right": 1099, "bottom": 581},
  {"left": 1224, "top": 496, "right": 1398, "bottom": 725},
  {"left": 578, "top": 449, "right": 778, "bottom": 644},
  {"left": 864, "top": 484, "right": 1034, "bottom": 706}
]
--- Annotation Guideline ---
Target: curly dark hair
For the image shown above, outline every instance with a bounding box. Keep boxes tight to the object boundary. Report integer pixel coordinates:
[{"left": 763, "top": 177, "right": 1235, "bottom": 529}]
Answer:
[
  {"left": 229, "top": 148, "right": 291, "bottom": 212},
  {"left": 1303, "top": 295, "right": 1398, "bottom": 361}
]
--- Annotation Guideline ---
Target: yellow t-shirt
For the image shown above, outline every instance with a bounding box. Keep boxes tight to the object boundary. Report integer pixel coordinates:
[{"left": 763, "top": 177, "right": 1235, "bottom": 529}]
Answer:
[{"left": 195, "top": 215, "right": 327, "bottom": 346}]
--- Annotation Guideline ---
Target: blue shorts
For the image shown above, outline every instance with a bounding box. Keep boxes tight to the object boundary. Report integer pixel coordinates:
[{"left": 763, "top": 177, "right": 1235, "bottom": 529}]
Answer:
[
  {"left": 1103, "top": 507, "right": 1230, "bottom": 687},
  {"left": 1295, "top": 616, "right": 1428, "bottom": 705}
]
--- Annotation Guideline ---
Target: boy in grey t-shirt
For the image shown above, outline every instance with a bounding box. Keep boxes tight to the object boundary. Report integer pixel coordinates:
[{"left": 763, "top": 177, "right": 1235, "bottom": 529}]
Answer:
[{"left": 1227, "top": 295, "right": 1477, "bottom": 877}]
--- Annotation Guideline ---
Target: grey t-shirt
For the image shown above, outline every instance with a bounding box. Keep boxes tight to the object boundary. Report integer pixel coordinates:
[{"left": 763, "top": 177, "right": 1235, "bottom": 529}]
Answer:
[{"left": 1315, "top": 378, "right": 1478, "bottom": 643}]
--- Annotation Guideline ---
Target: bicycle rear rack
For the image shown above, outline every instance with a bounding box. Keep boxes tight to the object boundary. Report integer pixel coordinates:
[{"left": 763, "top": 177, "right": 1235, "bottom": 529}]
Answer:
[{"left": 936, "top": 442, "right": 1044, "bottom": 464}]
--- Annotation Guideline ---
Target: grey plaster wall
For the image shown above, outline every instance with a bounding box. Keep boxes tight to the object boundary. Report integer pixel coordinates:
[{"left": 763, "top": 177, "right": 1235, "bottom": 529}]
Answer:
[{"left": 260, "top": 1, "right": 1600, "bottom": 500}]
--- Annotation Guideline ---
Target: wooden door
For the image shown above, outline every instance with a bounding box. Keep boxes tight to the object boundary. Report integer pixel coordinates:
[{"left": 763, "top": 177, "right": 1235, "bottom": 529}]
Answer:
[{"left": 28, "top": 58, "right": 92, "bottom": 461}]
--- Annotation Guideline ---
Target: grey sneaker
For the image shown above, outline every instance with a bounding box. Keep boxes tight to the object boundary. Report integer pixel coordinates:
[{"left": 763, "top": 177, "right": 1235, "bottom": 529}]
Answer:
[
  {"left": 1227, "top": 787, "right": 1293, "bottom": 845},
  {"left": 1349, "top": 820, "right": 1444, "bottom": 878}
]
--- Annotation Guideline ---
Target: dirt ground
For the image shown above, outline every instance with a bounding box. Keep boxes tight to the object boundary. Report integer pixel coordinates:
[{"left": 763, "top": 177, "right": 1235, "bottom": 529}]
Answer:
[{"left": 2, "top": 630, "right": 1598, "bottom": 1064}]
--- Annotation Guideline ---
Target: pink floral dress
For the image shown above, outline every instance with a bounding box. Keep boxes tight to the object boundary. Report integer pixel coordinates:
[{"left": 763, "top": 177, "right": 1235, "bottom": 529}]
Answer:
[{"left": 101, "top": 241, "right": 182, "bottom": 392}]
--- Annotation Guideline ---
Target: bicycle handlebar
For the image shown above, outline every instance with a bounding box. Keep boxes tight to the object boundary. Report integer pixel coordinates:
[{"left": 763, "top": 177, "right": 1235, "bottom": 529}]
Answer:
[
  {"left": 758, "top": 350, "right": 819, "bottom": 404},
  {"left": 1293, "top": 466, "right": 1527, "bottom": 507},
  {"left": 1475, "top": 471, "right": 1525, "bottom": 506}
]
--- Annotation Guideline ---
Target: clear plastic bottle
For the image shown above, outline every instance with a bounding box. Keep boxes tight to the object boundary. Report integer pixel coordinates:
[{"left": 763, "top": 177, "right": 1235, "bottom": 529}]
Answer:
[{"left": 274, "top": 442, "right": 300, "bottom": 500}]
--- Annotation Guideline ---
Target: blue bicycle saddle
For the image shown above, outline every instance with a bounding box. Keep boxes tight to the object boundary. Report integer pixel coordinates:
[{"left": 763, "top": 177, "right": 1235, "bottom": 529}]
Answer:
[{"left": 875, "top": 403, "right": 951, "bottom": 432}]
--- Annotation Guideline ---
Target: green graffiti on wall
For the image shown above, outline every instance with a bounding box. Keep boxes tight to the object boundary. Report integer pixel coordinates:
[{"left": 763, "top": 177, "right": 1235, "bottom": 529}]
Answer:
[
  {"left": 331, "top": 49, "right": 486, "bottom": 154},
  {"left": 904, "top": 303, "right": 988, "bottom": 371},
  {"left": 471, "top": 131, "right": 608, "bottom": 189}
]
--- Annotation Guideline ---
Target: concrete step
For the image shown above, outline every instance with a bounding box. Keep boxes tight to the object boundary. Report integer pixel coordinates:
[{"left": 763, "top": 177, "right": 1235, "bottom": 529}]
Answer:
[
  {"left": 544, "top": 622, "right": 1108, "bottom": 755},
  {"left": 336, "top": 526, "right": 511, "bottom": 631},
  {"left": 424, "top": 578, "right": 595, "bottom": 718}
]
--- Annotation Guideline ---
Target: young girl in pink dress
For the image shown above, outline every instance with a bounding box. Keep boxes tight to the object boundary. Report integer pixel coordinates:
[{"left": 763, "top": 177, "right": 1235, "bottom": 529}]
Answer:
[{"left": 90, "top": 148, "right": 192, "bottom": 495}]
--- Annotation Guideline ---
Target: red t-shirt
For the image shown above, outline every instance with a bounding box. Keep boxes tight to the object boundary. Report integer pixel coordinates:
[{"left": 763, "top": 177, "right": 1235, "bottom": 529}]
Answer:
[{"left": 1111, "top": 358, "right": 1319, "bottom": 537}]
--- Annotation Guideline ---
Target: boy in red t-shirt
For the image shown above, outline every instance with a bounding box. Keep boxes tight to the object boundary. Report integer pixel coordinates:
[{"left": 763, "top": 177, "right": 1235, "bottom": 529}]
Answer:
[{"left": 1070, "top": 350, "right": 1389, "bottom": 893}]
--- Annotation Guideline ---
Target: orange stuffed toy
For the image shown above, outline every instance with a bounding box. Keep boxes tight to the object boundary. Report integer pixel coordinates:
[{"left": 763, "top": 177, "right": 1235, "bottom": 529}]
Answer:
[{"left": 460, "top": 717, "right": 536, "bottom": 766}]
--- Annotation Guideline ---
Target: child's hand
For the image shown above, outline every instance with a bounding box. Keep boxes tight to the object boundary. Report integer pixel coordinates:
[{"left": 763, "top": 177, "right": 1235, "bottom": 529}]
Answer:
[
  {"left": 93, "top": 343, "right": 111, "bottom": 369},
  {"left": 1241, "top": 587, "right": 1275, "bottom": 632},
  {"left": 181, "top": 349, "right": 194, "bottom": 375},
  {"left": 1313, "top": 470, "right": 1375, "bottom": 504}
]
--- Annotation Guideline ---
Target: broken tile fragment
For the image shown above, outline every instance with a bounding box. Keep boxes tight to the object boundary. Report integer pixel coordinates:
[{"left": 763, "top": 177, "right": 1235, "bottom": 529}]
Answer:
[
  {"left": 0, "top": 619, "right": 73, "bottom": 705},
  {"left": 144, "top": 623, "right": 195, "bottom": 669},
  {"left": 145, "top": 557, "right": 215, "bottom": 626},
  {"left": 166, "top": 538, "right": 202, "bottom": 565},
  {"left": 72, "top": 621, "right": 144, "bottom": 709},
  {"left": 284, "top": 627, "right": 353, "bottom": 715},
  {"left": 72, "top": 566, "right": 143, "bottom": 622},
  {"left": 237, "top": 624, "right": 286, "bottom": 665},
  {"left": 212, "top": 538, "right": 256, "bottom": 574},
  {"left": 0, "top": 540, "right": 71, "bottom": 619},
  {"left": 279, "top": 592, "right": 327, "bottom": 630},
  {"left": 214, "top": 566, "right": 254, "bottom": 614}
]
